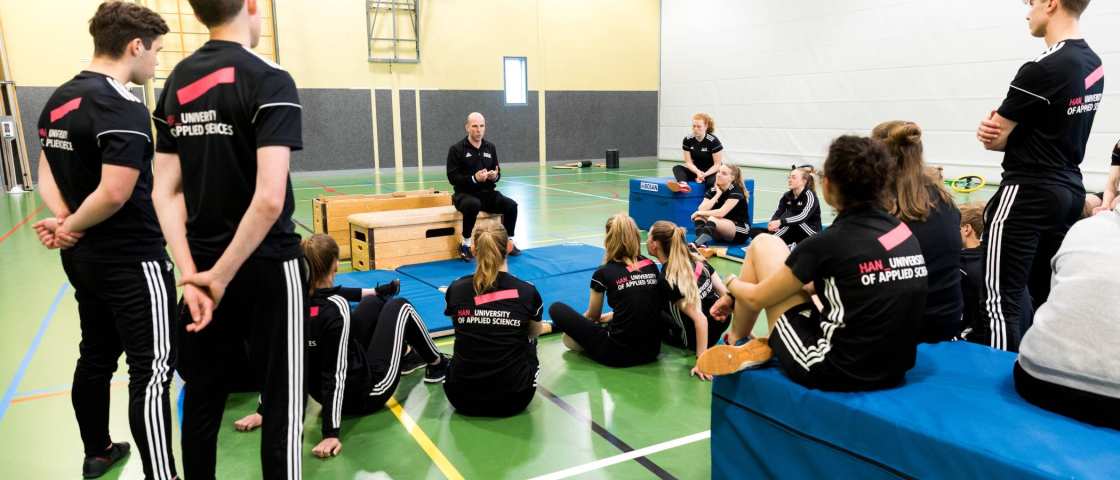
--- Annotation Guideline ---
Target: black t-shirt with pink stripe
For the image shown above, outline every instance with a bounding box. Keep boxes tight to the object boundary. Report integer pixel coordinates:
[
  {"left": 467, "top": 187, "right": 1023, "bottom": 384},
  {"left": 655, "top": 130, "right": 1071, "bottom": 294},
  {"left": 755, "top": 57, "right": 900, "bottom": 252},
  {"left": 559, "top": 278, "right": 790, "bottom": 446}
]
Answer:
[
  {"left": 590, "top": 256, "right": 667, "bottom": 358},
  {"left": 444, "top": 272, "right": 543, "bottom": 391}
]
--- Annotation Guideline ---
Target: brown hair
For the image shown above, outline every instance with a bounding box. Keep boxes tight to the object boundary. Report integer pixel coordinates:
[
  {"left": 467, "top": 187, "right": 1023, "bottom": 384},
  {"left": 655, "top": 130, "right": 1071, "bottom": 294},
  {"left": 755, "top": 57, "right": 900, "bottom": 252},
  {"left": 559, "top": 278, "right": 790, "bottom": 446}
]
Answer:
[
  {"left": 721, "top": 164, "right": 749, "bottom": 202},
  {"left": 692, "top": 113, "right": 715, "bottom": 134},
  {"left": 1061, "top": 0, "right": 1090, "bottom": 16},
  {"left": 959, "top": 202, "right": 985, "bottom": 238},
  {"left": 89, "top": 1, "right": 169, "bottom": 59},
  {"left": 603, "top": 213, "right": 642, "bottom": 265},
  {"left": 301, "top": 234, "right": 339, "bottom": 295},
  {"left": 472, "top": 222, "right": 509, "bottom": 294},
  {"left": 872, "top": 120, "right": 954, "bottom": 223},
  {"left": 822, "top": 136, "right": 893, "bottom": 211},
  {"left": 793, "top": 167, "right": 816, "bottom": 193},
  {"left": 649, "top": 221, "right": 701, "bottom": 307},
  {"left": 188, "top": 0, "right": 245, "bottom": 27}
]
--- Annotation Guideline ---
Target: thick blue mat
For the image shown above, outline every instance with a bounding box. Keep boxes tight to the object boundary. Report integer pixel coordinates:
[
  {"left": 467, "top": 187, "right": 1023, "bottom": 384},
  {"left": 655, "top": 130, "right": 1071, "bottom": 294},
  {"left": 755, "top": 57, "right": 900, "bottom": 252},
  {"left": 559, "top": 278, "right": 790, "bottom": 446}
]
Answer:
[
  {"left": 396, "top": 244, "right": 605, "bottom": 289},
  {"left": 334, "top": 269, "right": 453, "bottom": 333},
  {"left": 711, "top": 342, "right": 1120, "bottom": 479}
]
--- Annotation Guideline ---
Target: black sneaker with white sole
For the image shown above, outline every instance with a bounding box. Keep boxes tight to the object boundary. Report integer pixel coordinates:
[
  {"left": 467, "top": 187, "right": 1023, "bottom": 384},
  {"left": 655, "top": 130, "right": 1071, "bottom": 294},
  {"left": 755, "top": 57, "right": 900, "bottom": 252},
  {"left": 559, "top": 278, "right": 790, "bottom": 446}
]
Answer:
[
  {"left": 375, "top": 279, "right": 401, "bottom": 298},
  {"left": 399, "top": 349, "right": 426, "bottom": 376},
  {"left": 82, "top": 442, "right": 130, "bottom": 479},
  {"left": 459, "top": 244, "right": 473, "bottom": 261},
  {"left": 509, "top": 244, "right": 522, "bottom": 256},
  {"left": 424, "top": 354, "right": 451, "bottom": 383}
]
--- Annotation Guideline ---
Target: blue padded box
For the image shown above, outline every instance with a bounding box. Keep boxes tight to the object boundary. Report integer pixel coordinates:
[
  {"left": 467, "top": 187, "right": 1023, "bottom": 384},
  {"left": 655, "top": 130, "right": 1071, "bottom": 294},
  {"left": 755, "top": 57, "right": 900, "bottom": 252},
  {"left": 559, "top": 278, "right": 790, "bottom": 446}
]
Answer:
[
  {"left": 711, "top": 342, "right": 1120, "bottom": 479},
  {"left": 628, "top": 177, "right": 755, "bottom": 230}
]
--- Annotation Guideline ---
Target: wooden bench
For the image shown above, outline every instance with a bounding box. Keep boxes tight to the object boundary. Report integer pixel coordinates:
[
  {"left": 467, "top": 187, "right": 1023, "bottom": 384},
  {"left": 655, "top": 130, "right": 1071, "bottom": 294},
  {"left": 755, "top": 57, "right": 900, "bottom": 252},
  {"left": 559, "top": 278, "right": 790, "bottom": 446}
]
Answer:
[
  {"left": 312, "top": 189, "right": 451, "bottom": 259},
  {"left": 348, "top": 206, "right": 501, "bottom": 271}
]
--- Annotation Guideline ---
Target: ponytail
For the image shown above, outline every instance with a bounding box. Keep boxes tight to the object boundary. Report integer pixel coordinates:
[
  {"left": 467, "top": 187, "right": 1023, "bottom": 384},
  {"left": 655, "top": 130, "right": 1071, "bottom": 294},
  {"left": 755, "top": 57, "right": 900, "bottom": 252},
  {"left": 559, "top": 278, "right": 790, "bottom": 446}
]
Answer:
[
  {"left": 650, "top": 221, "right": 701, "bottom": 308},
  {"left": 472, "top": 222, "right": 509, "bottom": 294},
  {"left": 603, "top": 213, "right": 642, "bottom": 265},
  {"left": 301, "top": 234, "right": 339, "bottom": 295}
]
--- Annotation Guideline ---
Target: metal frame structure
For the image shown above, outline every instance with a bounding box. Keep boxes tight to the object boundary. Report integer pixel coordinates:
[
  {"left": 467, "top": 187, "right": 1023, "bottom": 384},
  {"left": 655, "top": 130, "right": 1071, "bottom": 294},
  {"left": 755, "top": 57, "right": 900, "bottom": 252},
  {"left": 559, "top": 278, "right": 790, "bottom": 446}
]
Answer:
[
  {"left": 0, "top": 15, "right": 32, "bottom": 193},
  {"left": 367, "top": 0, "right": 420, "bottom": 64}
]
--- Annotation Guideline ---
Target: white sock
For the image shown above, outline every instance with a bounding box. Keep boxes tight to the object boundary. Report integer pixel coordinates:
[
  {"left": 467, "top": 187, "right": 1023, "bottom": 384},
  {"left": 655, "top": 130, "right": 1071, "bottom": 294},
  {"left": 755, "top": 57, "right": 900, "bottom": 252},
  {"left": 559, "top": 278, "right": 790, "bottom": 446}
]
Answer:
[{"left": 462, "top": 237, "right": 471, "bottom": 247}]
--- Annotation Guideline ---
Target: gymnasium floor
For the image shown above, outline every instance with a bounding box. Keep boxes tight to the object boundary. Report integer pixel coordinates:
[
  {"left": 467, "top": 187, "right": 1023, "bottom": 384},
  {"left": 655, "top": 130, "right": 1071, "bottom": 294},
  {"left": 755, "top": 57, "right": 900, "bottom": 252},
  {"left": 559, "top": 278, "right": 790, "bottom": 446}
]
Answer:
[{"left": 0, "top": 159, "right": 995, "bottom": 479}]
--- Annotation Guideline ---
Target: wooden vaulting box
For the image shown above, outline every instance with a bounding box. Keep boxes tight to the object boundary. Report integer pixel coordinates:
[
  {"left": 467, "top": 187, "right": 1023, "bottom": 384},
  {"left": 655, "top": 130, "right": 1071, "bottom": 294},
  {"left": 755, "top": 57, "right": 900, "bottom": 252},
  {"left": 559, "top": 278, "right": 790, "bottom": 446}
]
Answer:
[
  {"left": 312, "top": 189, "right": 451, "bottom": 259},
  {"left": 349, "top": 206, "right": 500, "bottom": 271}
]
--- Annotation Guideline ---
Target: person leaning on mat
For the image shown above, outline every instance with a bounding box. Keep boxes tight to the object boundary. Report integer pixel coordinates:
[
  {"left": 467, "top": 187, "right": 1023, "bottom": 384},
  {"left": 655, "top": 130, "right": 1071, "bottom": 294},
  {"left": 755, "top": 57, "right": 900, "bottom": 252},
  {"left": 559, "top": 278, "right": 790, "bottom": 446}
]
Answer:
[{"left": 447, "top": 112, "right": 521, "bottom": 261}]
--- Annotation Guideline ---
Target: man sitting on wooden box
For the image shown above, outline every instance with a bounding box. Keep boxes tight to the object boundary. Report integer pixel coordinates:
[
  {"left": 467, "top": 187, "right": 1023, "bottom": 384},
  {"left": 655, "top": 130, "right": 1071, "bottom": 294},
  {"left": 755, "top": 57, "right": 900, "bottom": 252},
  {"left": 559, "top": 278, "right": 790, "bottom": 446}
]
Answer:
[{"left": 447, "top": 112, "right": 520, "bottom": 260}]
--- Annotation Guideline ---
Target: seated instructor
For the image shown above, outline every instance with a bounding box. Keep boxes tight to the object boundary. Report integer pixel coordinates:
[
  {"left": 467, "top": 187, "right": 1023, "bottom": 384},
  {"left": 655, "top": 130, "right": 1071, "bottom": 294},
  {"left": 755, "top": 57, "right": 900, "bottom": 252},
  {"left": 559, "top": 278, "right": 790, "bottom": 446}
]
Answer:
[{"left": 447, "top": 112, "right": 520, "bottom": 260}]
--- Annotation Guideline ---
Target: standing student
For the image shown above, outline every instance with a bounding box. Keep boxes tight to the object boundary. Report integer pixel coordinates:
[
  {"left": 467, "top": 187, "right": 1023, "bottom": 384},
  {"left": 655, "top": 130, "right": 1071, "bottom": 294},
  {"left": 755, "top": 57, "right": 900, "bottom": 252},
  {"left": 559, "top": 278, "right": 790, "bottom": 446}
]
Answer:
[
  {"left": 446, "top": 112, "right": 520, "bottom": 260},
  {"left": 647, "top": 221, "right": 729, "bottom": 380},
  {"left": 233, "top": 235, "right": 449, "bottom": 459},
  {"left": 150, "top": 0, "right": 307, "bottom": 477},
  {"left": 691, "top": 164, "right": 751, "bottom": 247},
  {"left": 443, "top": 223, "right": 545, "bottom": 417},
  {"left": 958, "top": 202, "right": 986, "bottom": 341},
  {"left": 697, "top": 136, "right": 928, "bottom": 392},
  {"left": 974, "top": 0, "right": 1102, "bottom": 351},
  {"left": 31, "top": 3, "right": 173, "bottom": 478},
  {"left": 760, "top": 167, "right": 822, "bottom": 247},
  {"left": 873, "top": 121, "right": 963, "bottom": 343},
  {"left": 550, "top": 214, "right": 666, "bottom": 367},
  {"left": 669, "top": 113, "right": 724, "bottom": 193}
]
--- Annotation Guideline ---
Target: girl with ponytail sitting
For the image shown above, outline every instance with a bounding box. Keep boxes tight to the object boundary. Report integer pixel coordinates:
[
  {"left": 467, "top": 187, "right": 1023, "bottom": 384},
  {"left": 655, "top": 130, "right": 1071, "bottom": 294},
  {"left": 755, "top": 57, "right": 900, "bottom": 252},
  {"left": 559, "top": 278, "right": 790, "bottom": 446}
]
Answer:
[
  {"left": 647, "top": 221, "right": 730, "bottom": 380},
  {"left": 691, "top": 164, "right": 751, "bottom": 247},
  {"left": 443, "top": 223, "right": 546, "bottom": 417},
  {"left": 549, "top": 213, "right": 667, "bottom": 367}
]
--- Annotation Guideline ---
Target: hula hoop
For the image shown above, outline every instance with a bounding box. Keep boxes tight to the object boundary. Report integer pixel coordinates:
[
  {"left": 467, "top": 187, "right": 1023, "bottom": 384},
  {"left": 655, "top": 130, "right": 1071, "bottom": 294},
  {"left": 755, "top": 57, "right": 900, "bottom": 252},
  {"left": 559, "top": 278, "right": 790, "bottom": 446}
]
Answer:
[{"left": 951, "top": 175, "right": 986, "bottom": 193}]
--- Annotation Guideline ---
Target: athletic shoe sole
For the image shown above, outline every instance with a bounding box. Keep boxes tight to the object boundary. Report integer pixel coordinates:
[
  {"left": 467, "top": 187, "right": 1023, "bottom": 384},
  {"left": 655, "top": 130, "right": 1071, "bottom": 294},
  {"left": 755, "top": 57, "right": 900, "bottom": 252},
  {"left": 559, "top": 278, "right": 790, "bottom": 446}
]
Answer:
[
  {"left": 400, "top": 363, "right": 426, "bottom": 376},
  {"left": 666, "top": 181, "right": 691, "bottom": 193},
  {"left": 423, "top": 374, "right": 446, "bottom": 384},
  {"left": 696, "top": 343, "right": 772, "bottom": 376}
]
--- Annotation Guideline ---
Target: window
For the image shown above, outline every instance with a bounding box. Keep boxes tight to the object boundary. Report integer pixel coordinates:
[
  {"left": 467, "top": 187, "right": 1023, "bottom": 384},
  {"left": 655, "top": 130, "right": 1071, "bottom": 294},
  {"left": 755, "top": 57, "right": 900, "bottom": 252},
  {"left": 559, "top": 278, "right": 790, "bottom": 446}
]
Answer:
[{"left": 503, "top": 57, "right": 527, "bottom": 105}]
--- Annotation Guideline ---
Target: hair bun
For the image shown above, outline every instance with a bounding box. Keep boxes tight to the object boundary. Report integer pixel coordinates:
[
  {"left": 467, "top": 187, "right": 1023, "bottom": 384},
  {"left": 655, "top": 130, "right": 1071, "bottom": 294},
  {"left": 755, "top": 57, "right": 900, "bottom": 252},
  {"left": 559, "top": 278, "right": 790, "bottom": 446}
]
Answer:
[{"left": 890, "top": 122, "right": 922, "bottom": 146}]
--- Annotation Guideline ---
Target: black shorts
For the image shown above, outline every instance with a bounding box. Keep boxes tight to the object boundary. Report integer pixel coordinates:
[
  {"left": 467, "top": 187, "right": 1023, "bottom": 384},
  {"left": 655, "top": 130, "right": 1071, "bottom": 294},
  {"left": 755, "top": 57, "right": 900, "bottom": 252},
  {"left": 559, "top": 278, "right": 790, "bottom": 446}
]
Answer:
[{"left": 730, "top": 221, "right": 749, "bottom": 244}]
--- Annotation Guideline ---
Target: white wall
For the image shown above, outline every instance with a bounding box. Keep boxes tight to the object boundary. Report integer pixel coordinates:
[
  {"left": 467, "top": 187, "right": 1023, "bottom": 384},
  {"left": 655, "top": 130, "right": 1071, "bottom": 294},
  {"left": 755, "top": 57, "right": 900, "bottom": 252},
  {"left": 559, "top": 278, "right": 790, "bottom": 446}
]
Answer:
[{"left": 659, "top": 0, "right": 1120, "bottom": 189}]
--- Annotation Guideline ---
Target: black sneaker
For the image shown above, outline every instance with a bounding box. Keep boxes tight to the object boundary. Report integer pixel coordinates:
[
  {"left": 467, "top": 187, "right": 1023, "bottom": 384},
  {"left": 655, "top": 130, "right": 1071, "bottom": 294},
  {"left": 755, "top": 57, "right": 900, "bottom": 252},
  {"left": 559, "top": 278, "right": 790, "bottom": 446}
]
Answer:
[
  {"left": 424, "top": 354, "right": 451, "bottom": 383},
  {"left": 459, "top": 244, "right": 473, "bottom": 261},
  {"left": 375, "top": 279, "right": 401, "bottom": 298},
  {"left": 399, "top": 349, "right": 426, "bottom": 376},
  {"left": 509, "top": 244, "right": 522, "bottom": 256},
  {"left": 82, "top": 442, "right": 130, "bottom": 478}
]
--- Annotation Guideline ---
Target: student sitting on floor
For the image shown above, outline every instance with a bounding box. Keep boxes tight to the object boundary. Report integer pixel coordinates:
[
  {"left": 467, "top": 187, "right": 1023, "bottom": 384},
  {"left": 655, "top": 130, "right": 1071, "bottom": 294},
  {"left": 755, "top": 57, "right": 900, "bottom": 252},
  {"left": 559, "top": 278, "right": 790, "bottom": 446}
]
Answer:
[
  {"left": 550, "top": 213, "right": 667, "bottom": 367},
  {"left": 1015, "top": 202, "right": 1120, "bottom": 430},
  {"left": 754, "top": 166, "right": 822, "bottom": 248},
  {"left": 696, "top": 135, "right": 928, "bottom": 392},
  {"left": 957, "top": 202, "right": 986, "bottom": 341},
  {"left": 873, "top": 120, "right": 962, "bottom": 343},
  {"left": 232, "top": 234, "right": 449, "bottom": 458},
  {"left": 647, "top": 221, "right": 729, "bottom": 381},
  {"left": 691, "top": 164, "right": 751, "bottom": 247},
  {"left": 444, "top": 223, "right": 546, "bottom": 417}
]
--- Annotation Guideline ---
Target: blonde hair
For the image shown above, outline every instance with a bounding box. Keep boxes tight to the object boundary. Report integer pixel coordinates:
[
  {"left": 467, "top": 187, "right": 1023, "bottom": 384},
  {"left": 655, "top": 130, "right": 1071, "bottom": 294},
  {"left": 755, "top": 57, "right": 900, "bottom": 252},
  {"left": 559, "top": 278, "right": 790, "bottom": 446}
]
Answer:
[
  {"left": 692, "top": 113, "right": 715, "bottom": 134},
  {"left": 603, "top": 213, "right": 642, "bottom": 265},
  {"left": 871, "top": 120, "right": 954, "bottom": 222},
  {"left": 721, "top": 164, "right": 749, "bottom": 202},
  {"left": 649, "top": 221, "right": 701, "bottom": 307},
  {"left": 301, "top": 234, "right": 339, "bottom": 295},
  {"left": 959, "top": 202, "right": 985, "bottom": 238},
  {"left": 472, "top": 222, "right": 509, "bottom": 295}
]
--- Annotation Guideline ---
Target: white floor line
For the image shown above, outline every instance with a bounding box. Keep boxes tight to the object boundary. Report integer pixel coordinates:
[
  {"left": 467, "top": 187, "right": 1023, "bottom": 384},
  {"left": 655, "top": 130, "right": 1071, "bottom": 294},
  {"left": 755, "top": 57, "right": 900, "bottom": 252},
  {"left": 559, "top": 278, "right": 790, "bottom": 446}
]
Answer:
[
  {"left": 528, "top": 430, "right": 711, "bottom": 480},
  {"left": 503, "top": 180, "right": 628, "bottom": 203}
]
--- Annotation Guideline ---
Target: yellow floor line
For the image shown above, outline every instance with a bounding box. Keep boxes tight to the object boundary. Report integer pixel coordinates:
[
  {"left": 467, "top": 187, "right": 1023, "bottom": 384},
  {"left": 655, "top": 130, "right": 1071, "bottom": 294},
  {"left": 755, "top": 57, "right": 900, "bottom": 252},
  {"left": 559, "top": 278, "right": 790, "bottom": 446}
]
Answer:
[{"left": 386, "top": 396, "right": 464, "bottom": 480}]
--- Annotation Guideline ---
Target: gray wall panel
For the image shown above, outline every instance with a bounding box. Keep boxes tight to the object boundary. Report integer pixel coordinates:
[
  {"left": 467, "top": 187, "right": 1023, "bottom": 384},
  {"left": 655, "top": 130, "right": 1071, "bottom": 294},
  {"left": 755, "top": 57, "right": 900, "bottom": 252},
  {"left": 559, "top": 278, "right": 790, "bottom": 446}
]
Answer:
[
  {"left": 374, "top": 89, "right": 394, "bottom": 169},
  {"left": 419, "top": 90, "right": 538, "bottom": 166},
  {"left": 292, "top": 88, "right": 373, "bottom": 172},
  {"left": 545, "top": 91, "right": 658, "bottom": 161},
  {"left": 398, "top": 90, "right": 418, "bottom": 168}
]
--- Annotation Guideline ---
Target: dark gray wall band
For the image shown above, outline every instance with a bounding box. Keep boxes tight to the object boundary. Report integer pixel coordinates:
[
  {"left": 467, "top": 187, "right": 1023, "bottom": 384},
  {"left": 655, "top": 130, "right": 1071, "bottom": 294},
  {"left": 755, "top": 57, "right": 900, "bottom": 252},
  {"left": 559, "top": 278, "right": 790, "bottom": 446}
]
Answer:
[
  {"left": 398, "top": 89, "right": 418, "bottom": 168},
  {"left": 419, "top": 90, "right": 539, "bottom": 166},
  {"left": 545, "top": 91, "right": 658, "bottom": 161},
  {"left": 374, "top": 89, "right": 394, "bottom": 170},
  {"left": 292, "top": 88, "right": 372, "bottom": 172}
]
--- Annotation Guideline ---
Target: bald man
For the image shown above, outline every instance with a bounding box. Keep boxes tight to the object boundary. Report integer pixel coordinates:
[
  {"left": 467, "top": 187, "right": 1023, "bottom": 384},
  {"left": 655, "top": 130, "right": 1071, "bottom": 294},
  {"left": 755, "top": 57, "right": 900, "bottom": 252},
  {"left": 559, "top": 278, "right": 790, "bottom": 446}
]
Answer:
[{"left": 446, "top": 112, "right": 519, "bottom": 260}]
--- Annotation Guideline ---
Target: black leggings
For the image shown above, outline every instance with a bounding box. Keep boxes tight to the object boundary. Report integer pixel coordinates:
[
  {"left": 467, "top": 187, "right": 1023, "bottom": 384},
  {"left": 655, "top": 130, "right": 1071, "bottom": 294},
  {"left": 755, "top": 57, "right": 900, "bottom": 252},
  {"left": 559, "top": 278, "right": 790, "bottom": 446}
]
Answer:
[
  {"left": 1014, "top": 361, "right": 1120, "bottom": 429},
  {"left": 349, "top": 296, "right": 442, "bottom": 412},
  {"left": 444, "top": 382, "right": 535, "bottom": 417},
  {"left": 549, "top": 302, "right": 658, "bottom": 367},
  {"left": 453, "top": 191, "right": 518, "bottom": 239},
  {"left": 672, "top": 165, "right": 717, "bottom": 191}
]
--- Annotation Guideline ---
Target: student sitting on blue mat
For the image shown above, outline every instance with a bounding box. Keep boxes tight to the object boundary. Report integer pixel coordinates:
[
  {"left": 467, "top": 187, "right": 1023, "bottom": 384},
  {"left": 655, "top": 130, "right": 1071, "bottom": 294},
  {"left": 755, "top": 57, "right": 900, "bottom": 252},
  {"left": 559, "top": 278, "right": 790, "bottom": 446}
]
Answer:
[
  {"left": 444, "top": 223, "right": 547, "bottom": 417},
  {"left": 752, "top": 166, "right": 822, "bottom": 248},
  {"left": 1014, "top": 202, "right": 1120, "bottom": 430},
  {"left": 957, "top": 202, "right": 986, "bottom": 342},
  {"left": 696, "top": 135, "right": 929, "bottom": 392},
  {"left": 232, "top": 234, "right": 449, "bottom": 458},
  {"left": 647, "top": 221, "right": 730, "bottom": 381},
  {"left": 550, "top": 213, "right": 667, "bottom": 367},
  {"left": 691, "top": 164, "right": 751, "bottom": 247}
]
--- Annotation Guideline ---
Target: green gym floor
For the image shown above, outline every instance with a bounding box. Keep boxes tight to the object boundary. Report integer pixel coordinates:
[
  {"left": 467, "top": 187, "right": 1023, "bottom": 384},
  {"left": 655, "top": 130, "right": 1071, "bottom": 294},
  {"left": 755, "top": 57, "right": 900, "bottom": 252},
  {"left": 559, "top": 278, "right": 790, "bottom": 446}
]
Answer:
[{"left": 0, "top": 159, "right": 996, "bottom": 479}]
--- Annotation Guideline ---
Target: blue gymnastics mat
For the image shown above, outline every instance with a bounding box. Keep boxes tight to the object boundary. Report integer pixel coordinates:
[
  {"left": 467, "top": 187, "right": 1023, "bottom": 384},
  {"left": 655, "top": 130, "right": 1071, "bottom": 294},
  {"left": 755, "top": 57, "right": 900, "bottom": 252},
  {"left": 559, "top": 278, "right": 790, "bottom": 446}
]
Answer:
[
  {"left": 396, "top": 243, "right": 605, "bottom": 289},
  {"left": 711, "top": 341, "right": 1120, "bottom": 479},
  {"left": 334, "top": 269, "right": 453, "bottom": 333}
]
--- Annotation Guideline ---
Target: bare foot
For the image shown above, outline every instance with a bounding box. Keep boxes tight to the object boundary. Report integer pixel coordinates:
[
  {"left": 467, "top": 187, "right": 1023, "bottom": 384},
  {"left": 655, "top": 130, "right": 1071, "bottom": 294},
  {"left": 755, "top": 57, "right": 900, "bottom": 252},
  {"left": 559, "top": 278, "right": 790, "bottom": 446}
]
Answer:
[{"left": 234, "top": 412, "right": 262, "bottom": 432}]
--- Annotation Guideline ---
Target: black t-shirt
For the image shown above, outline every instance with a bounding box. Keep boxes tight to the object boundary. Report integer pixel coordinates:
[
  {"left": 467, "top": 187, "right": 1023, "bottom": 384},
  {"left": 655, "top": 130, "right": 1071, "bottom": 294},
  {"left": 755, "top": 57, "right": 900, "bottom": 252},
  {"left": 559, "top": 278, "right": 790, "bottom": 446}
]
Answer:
[
  {"left": 37, "top": 71, "right": 165, "bottom": 262},
  {"left": 997, "top": 39, "right": 1103, "bottom": 190},
  {"left": 662, "top": 259, "right": 723, "bottom": 349},
  {"left": 959, "top": 246, "right": 984, "bottom": 341},
  {"left": 772, "top": 189, "right": 823, "bottom": 233},
  {"left": 153, "top": 40, "right": 303, "bottom": 260},
  {"left": 1112, "top": 139, "right": 1120, "bottom": 167},
  {"left": 784, "top": 207, "right": 928, "bottom": 385},
  {"left": 446, "top": 137, "right": 500, "bottom": 195},
  {"left": 682, "top": 134, "right": 723, "bottom": 173},
  {"left": 903, "top": 187, "right": 962, "bottom": 343},
  {"left": 444, "top": 272, "right": 542, "bottom": 391},
  {"left": 705, "top": 183, "right": 749, "bottom": 225},
  {"left": 590, "top": 257, "right": 665, "bottom": 359}
]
